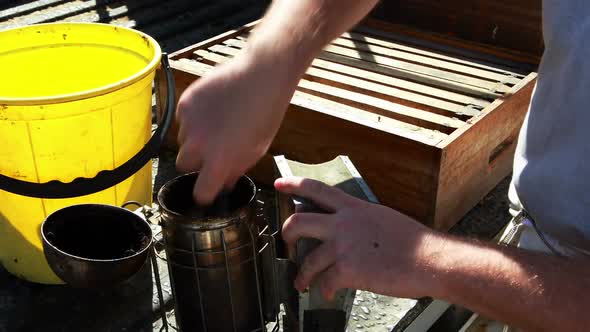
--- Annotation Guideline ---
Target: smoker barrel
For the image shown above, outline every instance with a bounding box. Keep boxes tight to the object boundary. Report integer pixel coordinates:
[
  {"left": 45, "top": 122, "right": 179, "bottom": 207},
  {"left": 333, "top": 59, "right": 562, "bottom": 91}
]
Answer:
[{"left": 158, "top": 173, "right": 264, "bottom": 332}]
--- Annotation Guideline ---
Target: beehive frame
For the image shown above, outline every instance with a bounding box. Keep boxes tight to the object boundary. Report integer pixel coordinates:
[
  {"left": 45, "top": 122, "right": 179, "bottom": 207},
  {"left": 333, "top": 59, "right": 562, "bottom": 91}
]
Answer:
[{"left": 158, "top": 19, "right": 537, "bottom": 230}]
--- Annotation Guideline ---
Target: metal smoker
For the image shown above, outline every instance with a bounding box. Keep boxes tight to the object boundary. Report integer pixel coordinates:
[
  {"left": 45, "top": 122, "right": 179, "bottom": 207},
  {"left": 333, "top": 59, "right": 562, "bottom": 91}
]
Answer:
[
  {"left": 157, "top": 156, "right": 378, "bottom": 332},
  {"left": 158, "top": 173, "right": 266, "bottom": 332}
]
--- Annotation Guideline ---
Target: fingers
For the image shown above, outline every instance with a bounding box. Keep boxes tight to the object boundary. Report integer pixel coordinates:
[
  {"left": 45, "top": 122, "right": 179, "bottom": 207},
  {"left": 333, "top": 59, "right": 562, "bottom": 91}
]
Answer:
[
  {"left": 175, "top": 141, "right": 202, "bottom": 173},
  {"left": 274, "top": 177, "right": 357, "bottom": 212},
  {"left": 282, "top": 213, "right": 333, "bottom": 259},
  {"left": 294, "top": 241, "right": 337, "bottom": 291},
  {"left": 224, "top": 173, "right": 242, "bottom": 191},
  {"left": 175, "top": 95, "right": 194, "bottom": 145},
  {"left": 176, "top": 135, "right": 247, "bottom": 205},
  {"left": 177, "top": 143, "right": 226, "bottom": 205},
  {"left": 193, "top": 159, "right": 229, "bottom": 205},
  {"left": 315, "top": 264, "right": 347, "bottom": 301}
]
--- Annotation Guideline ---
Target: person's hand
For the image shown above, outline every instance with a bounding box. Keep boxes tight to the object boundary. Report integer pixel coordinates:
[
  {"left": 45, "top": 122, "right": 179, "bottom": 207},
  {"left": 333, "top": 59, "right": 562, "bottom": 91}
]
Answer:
[
  {"left": 175, "top": 54, "right": 296, "bottom": 204},
  {"left": 275, "top": 177, "right": 444, "bottom": 300}
]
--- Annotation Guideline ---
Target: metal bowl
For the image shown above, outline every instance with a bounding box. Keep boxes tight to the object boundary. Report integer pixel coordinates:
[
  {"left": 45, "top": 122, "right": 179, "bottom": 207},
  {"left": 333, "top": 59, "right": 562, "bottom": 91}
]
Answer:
[{"left": 41, "top": 204, "right": 153, "bottom": 288}]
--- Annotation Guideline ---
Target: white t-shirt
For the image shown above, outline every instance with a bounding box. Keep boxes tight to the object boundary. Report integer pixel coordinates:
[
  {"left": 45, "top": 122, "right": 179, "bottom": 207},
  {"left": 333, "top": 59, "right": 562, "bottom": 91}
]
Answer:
[{"left": 510, "top": 0, "right": 590, "bottom": 253}]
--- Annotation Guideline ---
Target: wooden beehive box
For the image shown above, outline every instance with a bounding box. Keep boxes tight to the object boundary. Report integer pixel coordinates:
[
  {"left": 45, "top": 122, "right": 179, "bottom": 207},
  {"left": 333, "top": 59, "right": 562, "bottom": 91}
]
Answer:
[{"left": 158, "top": 2, "right": 541, "bottom": 230}]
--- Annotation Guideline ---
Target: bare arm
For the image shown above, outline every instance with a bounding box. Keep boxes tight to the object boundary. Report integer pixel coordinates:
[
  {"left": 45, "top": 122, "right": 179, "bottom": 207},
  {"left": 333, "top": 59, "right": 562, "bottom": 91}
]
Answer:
[
  {"left": 275, "top": 177, "right": 590, "bottom": 332},
  {"left": 429, "top": 235, "right": 590, "bottom": 332},
  {"left": 245, "top": 0, "right": 381, "bottom": 81},
  {"left": 175, "top": 0, "right": 379, "bottom": 204}
]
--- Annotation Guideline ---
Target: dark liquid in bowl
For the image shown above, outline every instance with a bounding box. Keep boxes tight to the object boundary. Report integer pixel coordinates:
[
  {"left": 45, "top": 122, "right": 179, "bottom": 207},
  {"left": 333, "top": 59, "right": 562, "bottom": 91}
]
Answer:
[{"left": 44, "top": 206, "right": 151, "bottom": 260}]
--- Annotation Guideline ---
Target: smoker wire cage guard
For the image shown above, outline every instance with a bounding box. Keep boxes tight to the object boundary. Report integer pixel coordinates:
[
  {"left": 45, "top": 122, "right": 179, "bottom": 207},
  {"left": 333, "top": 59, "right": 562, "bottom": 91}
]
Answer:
[{"left": 149, "top": 173, "right": 287, "bottom": 332}]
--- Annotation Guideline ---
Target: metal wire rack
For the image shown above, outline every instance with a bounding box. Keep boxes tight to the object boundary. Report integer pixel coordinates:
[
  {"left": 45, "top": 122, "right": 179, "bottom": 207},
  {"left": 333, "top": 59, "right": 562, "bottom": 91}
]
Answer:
[{"left": 146, "top": 200, "right": 284, "bottom": 332}]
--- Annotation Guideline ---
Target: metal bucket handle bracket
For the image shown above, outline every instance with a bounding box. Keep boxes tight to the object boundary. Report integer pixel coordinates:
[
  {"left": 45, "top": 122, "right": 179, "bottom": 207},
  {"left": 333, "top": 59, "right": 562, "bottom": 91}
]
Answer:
[{"left": 0, "top": 55, "right": 176, "bottom": 199}]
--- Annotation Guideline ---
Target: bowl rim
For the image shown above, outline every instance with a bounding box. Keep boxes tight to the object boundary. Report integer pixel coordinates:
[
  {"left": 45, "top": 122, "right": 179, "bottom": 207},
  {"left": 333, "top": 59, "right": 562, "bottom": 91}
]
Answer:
[{"left": 41, "top": 203, "right": 153, "bottom": 263}]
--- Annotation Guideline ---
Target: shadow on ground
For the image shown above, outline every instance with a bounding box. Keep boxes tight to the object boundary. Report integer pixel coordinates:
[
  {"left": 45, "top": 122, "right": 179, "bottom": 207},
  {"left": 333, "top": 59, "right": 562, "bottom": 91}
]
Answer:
[
  {"left": 0, "top": 0, "right": 270, "bottom": 53},
  {"left": 0, "top": 262, "right": 154, "bottom": 332}
]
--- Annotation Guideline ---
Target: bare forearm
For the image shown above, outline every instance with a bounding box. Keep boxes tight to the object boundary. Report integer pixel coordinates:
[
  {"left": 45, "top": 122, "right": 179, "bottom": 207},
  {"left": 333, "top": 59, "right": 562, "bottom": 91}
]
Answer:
[
  {"left": 244, "top": 0, "right": 379, "bottom": 85},
  {"left": 425, "top": 234, "right": 590, "bottom": 331}
]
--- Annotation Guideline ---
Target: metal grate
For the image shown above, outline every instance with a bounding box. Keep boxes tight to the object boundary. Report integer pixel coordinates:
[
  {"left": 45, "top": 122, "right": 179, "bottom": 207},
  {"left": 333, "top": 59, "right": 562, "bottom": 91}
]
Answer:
[{"left": 150, "top": 201, "right": 283, "bottom": 332}]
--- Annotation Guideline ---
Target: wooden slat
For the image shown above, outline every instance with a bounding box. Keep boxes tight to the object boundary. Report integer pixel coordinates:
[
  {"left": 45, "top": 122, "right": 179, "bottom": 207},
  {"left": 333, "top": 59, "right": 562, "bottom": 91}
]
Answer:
[
  {"left": 330, "top": 36, "right": 522, "bottom": 84},
  {"left": 308, "top": 59, "right": 489, "bottom": 111},
  {"left": 173, "top": 58, "right": 449, "bottom": 145},
  {"left": 198, "top": 47, "right": 465, "bottom": 133},
  {"left": 340, "top": 32, "right": 525, "bottom": 77},
  {"left": 239, "top": 30, "right": 523, "bottom": 78},
  {"left": 294, "top": 91, "right": 448, "bottom": 146},
  {"left": 202, "top": 41, "right": 480, "bottom": 117},
  {"left": 296, "top": 79, "right": 465, "bottom": 133},
  {"left": 223, "top": 37, "right": 510, "bottom": 96},
  {"left": 193, "top": 47, "right": 233, "bottom": 62},
  {"left": 231, "top": 36, "right": 490, "bottom": 109},
  {"left": 322, "top": 44, "right": 512, "bottom": 93},
  {"left": 302, "top": 66, "right": 475, "bottom": 118},
  {"left": 169, "top": 19, "right": 259, "bottom": 60},
  {"left": 317, "top": 49, "right": 503, "bottom": 100}
]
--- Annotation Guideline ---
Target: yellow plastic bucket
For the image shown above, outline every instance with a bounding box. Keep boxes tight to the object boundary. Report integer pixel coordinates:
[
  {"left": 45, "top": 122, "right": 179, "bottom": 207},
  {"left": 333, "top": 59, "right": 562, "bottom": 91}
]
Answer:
[{"left": 0, "top": 23, "right": 174, "bottom": 284}]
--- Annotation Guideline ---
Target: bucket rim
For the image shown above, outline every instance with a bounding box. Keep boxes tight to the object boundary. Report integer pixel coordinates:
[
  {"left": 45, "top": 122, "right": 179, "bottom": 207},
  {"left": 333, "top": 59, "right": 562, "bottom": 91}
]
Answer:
[{"left": 0, "top": 22, "right": 162, "bottom": 106}]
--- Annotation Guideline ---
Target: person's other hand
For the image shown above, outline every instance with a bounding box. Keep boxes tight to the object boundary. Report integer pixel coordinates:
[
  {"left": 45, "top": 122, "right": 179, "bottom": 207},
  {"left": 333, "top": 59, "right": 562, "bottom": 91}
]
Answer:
[
  {"left": 176, "top": 54, "right": 295, "bottom": 204},
  {"left": 275, "top": 176, "right": 443, "bottom": 300}
]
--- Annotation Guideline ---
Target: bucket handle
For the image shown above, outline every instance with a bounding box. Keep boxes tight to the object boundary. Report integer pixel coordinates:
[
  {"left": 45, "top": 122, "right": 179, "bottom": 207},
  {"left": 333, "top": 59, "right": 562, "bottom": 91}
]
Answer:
[{"left": 0, "top": 55, "right": 176, "bottom": 199}]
